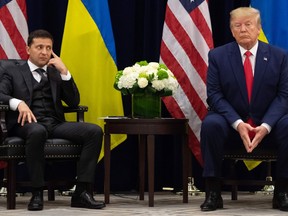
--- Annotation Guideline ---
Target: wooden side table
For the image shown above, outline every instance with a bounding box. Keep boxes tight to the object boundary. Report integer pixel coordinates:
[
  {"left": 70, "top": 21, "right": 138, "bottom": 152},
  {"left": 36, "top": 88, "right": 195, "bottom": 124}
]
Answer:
[{"left": 103, "top": 118, "right": 189, "bottom": 207}]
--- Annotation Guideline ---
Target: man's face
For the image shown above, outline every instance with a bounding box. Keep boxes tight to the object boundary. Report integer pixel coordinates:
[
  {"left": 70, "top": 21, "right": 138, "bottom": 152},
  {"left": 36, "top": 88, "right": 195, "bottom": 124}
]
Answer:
[
  {"left": 26, "top": 37, "right": 53, "bottom": 67},
  {"left": 230, "top": 16, "right": 261, "bottom": 50}
]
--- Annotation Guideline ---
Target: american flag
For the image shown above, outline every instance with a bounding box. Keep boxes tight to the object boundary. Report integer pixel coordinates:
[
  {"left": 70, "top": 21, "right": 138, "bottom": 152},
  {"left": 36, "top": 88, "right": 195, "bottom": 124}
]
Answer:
[
  {"left": 160, "top": 0, "right": 213, "bottom": 165},
  {"left": 0, "top": 0, "right": 28, "bottom": 59},
  {"left": 0, "top": 0, "right": 28, "bottom": 169}
]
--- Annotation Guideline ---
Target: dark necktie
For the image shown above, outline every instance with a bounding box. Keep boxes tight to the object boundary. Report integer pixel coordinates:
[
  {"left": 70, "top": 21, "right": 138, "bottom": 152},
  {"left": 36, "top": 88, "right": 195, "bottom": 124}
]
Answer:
[
  {"left": 244, "top": 51, "right": 255, "bottom": 138},
  {"left": 35, "top": 68, "right": 48, "bottom": 82}
]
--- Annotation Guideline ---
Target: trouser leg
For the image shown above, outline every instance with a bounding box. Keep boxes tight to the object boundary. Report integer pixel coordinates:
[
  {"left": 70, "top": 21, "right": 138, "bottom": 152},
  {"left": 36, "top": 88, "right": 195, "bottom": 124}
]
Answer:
[
  {"left": 201, "top": 113, "right": 230, "bottom": 178},
  {"left": 52, "top": 122, "right": 103, "bottom": 183},
  {"left": 12, "top": 123, "right": 47, "bottom": 188}
]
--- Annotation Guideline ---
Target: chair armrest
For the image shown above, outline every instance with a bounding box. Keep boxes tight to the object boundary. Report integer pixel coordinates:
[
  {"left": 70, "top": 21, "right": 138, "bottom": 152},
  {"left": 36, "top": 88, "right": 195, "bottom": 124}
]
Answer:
[
  {"left": 0, "top": 104, "right": 88, "bottom": 142},
  {"left": 0, "top": 104, "right": 9, "bottom": 142},
  {"left": 63, "top": 105, "right": 88, "bottom": 122},
  {"left": 0, "top": 104, "right": 9, "bottom": 112}
]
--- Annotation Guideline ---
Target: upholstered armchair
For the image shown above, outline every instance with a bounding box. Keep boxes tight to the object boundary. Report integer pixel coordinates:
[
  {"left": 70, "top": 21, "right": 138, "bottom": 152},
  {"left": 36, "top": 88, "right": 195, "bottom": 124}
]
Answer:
[
  {"left": 223, "top": 145, "right": 277, "bottom": 200},
  {"left": 0, "top": 59, "right": 87, "bottom": 209}
]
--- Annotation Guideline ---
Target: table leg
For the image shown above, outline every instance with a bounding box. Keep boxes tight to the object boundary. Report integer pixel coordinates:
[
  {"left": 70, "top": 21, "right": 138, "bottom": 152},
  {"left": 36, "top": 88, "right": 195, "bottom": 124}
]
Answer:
[
  {"left": 104, "top": 133, "right": 111, "bottom": 204},
  {"left": 138, "top": 135, "right": 146, "bottom": 200},
  {"left": 182, "top": 134, "right": 189, "bottom": 203},
  {"left": 147, "top": 134, "right": 155, "bottom": 207}
]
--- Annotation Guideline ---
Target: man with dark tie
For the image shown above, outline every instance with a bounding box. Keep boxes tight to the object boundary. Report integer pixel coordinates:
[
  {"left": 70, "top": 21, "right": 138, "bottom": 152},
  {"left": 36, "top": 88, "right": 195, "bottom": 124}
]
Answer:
[
  {"left": 200, "top": 7, "right": 288, "bottom": 211},
  {"left": 0, "top": 29, "right": 105, "bottom": 211}
]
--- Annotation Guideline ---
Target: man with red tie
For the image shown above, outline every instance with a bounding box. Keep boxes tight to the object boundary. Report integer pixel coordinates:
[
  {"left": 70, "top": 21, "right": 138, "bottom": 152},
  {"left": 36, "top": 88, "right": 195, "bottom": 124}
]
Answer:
[{"left": 200, "top": 7, "right": 288, "bottom": 211}]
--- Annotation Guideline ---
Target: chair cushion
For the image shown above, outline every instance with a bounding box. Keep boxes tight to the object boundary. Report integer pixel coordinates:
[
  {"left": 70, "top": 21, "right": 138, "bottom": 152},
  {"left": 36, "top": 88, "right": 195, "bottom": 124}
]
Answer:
[
  {"left": 0, "top": 137, "right": 82, "bottom": 159},
  {"left": 224, "top": 147, "right": 277, "bottom": 160}
]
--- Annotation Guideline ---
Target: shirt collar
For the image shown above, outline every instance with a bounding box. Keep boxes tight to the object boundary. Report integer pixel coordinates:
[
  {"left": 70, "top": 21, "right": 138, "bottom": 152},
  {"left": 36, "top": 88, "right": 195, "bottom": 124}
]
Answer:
[
  {"left": 27, "top": 60, "right": 48, "bottom": 72},
  {"left": 239, "top": 41, "right": 259, "bottom": 57}
]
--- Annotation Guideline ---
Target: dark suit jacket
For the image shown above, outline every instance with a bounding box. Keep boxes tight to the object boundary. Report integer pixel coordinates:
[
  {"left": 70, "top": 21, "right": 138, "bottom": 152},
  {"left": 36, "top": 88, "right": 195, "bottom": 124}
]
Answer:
[
  {"left": 206, "top": 40, "right": 288, "bottom": 128},
  {"left": 0, "top": 61, "right": 80, "bottom": 130}
]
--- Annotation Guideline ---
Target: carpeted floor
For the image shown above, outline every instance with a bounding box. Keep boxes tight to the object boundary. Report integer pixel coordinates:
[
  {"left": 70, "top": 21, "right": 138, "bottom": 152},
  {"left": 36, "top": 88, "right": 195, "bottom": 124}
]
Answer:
[{"left": 0, "top": 190, "right": 287, "bottom": 216}]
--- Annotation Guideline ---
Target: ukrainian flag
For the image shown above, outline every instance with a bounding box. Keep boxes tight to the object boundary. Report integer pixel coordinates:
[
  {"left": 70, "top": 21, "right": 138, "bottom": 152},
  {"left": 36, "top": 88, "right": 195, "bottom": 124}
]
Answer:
[
  {"left": 244, "top": 1, "right": 288, "bottom": 171},
  {"left": 251, "top": 0, "right": 288, "bottom": 51},
  {"left": 60, "top": 0, "right": 126, "bottom": 161}
]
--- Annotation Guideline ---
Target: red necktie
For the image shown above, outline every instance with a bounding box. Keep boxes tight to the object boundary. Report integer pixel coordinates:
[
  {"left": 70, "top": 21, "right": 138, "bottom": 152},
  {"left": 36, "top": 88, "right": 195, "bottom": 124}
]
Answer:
[
  {"left": 244, "top": 51, "right": 255, "bottom": 139},
  {"left": 244, "top": 51, "right": 253, "bottom": 102}
]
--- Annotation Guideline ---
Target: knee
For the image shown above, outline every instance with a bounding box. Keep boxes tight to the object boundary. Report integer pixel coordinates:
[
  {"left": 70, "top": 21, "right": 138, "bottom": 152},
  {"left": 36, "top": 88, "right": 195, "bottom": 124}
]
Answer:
[
  {"left": 27, "top": 124, "right": 48, "bottom": 140},
  {"left": 202, "top": 116, "right": 224, "bottom": 133},
  {"left": 273, "top": 116, "right": 288, "bottom": 139},
  {"left": 86, "top": 124, "right": 103, "bottom": 140},
  {"left": 201, "top": 114, "right": 230, "bottom": 139}
]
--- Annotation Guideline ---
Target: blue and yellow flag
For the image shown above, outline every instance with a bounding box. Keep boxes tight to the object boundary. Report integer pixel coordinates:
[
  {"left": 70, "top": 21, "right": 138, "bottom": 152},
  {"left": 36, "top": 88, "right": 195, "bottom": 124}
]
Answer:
[
  {"left": 251, "top": 0, "right": 288, "bottom": 51},
  {"left": 60, "top": 0, "right": 126, "bottom": 161},
  {"left": 244, "top": 1, "right": 288, "bottom": 171}
]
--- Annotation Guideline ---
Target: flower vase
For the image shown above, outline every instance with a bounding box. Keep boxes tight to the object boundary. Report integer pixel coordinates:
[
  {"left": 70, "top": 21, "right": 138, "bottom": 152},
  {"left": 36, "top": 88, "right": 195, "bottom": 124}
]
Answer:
[{"left": 132, "top": 93, "right": 161, "bottom": 118}]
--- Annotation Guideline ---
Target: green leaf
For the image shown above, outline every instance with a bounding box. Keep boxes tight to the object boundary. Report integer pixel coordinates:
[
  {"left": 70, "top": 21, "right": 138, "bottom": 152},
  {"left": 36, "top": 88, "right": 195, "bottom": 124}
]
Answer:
[
  {"left": 136, "top": 60, "right": 148, "bottom": 66},
  {"left": 157, "top": 69, "right": 168, "bottom": 80}
]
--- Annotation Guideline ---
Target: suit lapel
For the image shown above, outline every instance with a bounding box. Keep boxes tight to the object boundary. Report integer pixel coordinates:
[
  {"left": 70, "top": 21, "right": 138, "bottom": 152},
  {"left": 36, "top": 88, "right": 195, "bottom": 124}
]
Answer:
[
  {"left": 20, "top": 63, "right": 34, "bottom": 100},
  {"left": 251, "top": 42, "right": 269, "bottom": 103},
  {"left": 228, "top": 43, "right": 249, "bottom": 103}
]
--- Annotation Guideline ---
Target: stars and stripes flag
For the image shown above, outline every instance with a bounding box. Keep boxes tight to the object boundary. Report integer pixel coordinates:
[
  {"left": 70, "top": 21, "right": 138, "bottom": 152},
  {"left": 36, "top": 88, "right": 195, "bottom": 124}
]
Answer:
[
  {"left": 0, "top": 0, "right": 28, "bottom": 169},
  {"left": 160, "top": 0, "right": 213, "bottom": 165},
  {"left": 0, "top": 0, "right": 28, "bottom": 59}
]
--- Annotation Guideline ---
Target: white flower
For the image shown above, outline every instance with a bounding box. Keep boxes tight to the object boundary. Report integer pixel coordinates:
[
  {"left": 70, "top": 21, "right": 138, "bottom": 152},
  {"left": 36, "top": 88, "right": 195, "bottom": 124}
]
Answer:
[
  {"left": 114, "top": 60, "right": 179, "bottom": 96},
  {"left": 148, "top": 62, "right": 159, "bottom": 69},
  {"left": 117, "top": 72, "right": 137, "bottom": 89},
  {"left": 151, "top": 80, "right": 165, "bottom": 91},
  {"left": 122, "top": 66, "right": 134, "bottom": 75},
  {"left": 138, "top": 77, "right": 148, "bottom": 88},
  {"left": 166, "top": 76, "right": 179, "bottom": 92}
]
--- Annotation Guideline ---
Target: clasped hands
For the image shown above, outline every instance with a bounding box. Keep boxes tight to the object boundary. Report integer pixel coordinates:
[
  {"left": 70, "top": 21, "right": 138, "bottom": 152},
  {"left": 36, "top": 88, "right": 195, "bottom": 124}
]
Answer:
[{"left": 237, "top": 122, "right": 268, "bottom": 153}]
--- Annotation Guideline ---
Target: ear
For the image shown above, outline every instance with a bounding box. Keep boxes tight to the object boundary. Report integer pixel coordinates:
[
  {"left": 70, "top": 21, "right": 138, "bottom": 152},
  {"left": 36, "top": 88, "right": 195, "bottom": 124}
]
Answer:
[{"left": 26, "top": 45, "right": 30, "bottom": 55}]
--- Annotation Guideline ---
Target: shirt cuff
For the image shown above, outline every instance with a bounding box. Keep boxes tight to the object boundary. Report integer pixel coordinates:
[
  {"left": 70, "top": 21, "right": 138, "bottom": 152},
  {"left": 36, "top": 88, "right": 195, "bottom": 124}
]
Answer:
[
  {"left": 232, "top": 119, "right": 271, "bottom": 134},
  {"left": 261, "top": 123, "right": 271, "bottom": 134},
  {"left": 232, "top": 119, "right": 243, "bottom": 130},
  {"left": 60, "top": 70, "right": 71, "bottom": 80},
  {"left": 9, "top": 98, "right": 23, "bottom": 111}
]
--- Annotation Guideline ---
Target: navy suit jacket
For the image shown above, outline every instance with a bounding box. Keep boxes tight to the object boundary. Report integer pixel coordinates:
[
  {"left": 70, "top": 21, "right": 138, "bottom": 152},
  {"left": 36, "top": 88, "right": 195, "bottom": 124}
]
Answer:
[
  {"left": 206, "top": 40, "right": 288, "bottom": 129},
  {"left": 0, "top": 61, "right": 80, "bottom": 130}
]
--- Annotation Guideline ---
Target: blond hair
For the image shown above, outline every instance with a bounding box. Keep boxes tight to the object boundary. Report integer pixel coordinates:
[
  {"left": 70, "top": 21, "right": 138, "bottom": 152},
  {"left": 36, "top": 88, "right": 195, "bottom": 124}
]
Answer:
[{"left": 230, "top": 7, "right": 261, "bottom": 28}]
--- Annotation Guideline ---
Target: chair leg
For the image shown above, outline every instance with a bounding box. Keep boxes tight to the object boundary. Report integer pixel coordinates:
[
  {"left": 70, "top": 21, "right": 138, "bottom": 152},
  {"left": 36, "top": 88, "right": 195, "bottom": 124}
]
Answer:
[
  {"left": 228, "top": 159, "right": 238, "bottom": 200},
  {"left": 7, "top": 160, "right": 16, "bottom": 209},
  {"left": 47, "top": 183, "right": 55, "bottom": 201},
  {"left": 0, "top": 167, "right": 8, "bottom": 197},
  {"left": 260, "top": 161, "right": 274, "bottom": 194},
  {"left": 231, "top": 185, "right": 238, "bottom": 200}
]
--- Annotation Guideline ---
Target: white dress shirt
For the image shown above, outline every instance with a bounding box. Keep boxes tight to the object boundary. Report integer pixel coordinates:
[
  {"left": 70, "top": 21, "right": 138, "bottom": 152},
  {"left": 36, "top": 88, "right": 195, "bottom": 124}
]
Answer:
[{"left": 9, "top": 60, "right": 71, "bottom": 111}]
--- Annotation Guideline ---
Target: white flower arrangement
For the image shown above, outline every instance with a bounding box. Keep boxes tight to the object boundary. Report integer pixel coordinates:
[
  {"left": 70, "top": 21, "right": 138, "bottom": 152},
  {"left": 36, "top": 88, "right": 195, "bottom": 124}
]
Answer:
[{"left": 114, "top": 60, "right": 178, "bottom": 96}]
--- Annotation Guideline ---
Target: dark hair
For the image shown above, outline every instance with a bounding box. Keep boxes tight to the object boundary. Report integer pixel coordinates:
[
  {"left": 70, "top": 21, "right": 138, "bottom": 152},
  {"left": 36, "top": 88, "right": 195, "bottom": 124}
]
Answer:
[{"left": 27, "top": 29, "right": 54, "bottom": 46}]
